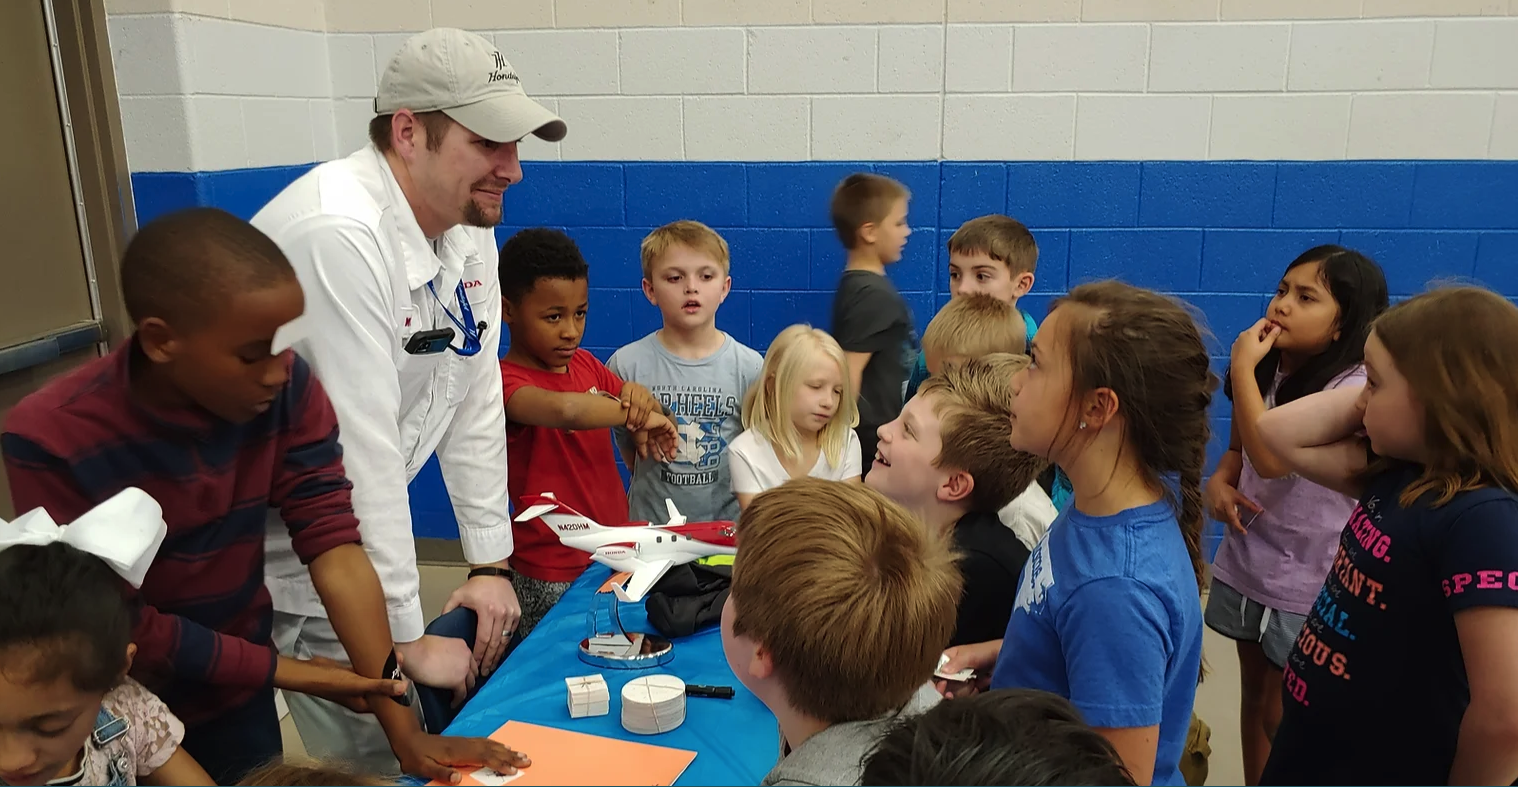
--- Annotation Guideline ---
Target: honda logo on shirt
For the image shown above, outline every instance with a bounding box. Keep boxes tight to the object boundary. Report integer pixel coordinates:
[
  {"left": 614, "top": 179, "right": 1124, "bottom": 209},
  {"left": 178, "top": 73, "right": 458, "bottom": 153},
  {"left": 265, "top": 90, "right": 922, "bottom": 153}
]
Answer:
[{"left": 463, "top": 280, "right": 483, "bottom": 289}]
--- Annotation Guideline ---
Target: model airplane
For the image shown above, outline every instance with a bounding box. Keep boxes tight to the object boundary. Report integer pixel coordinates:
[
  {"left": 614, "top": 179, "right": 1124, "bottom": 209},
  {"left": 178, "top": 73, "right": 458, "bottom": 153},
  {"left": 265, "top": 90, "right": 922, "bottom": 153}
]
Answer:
[{"left": 513, "top": 492, "right": 737, "bottom": 603}]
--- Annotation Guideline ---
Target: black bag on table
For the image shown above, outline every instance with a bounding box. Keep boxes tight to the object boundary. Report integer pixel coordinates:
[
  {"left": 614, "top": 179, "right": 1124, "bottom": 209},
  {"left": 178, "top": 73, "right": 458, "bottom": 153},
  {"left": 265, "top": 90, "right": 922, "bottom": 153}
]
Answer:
[{"left": 644, "top": 562, "right": 732, "bottom": 639}]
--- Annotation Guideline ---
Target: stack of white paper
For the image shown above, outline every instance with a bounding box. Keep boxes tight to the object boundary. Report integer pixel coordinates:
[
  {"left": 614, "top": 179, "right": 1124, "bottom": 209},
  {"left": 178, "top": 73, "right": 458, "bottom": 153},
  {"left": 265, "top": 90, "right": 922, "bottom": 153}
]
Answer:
[
  {"left": 620, "top": 674, "right": 686, "bottom": 735},
  {"left": 586, "top": 632, "right": 644, "bottom": 656},
  {"left": 566, "top": 674, "right": 610, "bottom": 719}
]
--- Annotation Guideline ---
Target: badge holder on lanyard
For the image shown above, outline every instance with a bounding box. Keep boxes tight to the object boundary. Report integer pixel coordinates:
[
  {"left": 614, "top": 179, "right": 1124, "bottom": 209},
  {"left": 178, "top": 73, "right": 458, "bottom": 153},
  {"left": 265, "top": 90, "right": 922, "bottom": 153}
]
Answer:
[{"left": 427, "top": 281, "right": 484, "bottom": 357}]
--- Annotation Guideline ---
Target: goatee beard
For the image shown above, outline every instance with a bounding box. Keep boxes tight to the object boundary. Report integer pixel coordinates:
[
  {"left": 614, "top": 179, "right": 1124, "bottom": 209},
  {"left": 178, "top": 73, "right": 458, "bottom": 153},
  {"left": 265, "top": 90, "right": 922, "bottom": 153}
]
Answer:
[{"left": 464, "top": 201, "right": 501, "bottom": 228}]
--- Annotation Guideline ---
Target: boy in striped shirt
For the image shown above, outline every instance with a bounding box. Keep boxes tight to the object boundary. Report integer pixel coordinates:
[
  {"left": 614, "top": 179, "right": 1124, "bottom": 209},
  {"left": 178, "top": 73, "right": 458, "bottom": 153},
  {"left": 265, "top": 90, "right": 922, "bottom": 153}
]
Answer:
[{"left": 2, "top": 208, "right": 524, "bottom": 785}]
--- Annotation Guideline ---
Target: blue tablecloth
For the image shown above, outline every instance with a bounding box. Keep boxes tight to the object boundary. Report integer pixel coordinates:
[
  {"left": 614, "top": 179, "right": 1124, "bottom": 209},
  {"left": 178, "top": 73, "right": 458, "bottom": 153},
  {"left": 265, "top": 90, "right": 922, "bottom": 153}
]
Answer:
[{"left": 444, "top": 565, "right": 780, "bottom": 786}]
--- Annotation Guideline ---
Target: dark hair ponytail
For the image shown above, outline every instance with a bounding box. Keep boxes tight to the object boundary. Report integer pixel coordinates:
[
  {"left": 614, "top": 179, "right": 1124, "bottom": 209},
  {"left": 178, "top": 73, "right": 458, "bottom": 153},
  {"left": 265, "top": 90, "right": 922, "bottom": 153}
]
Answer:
[
  {"left": 1224, "top": 245, "right": 1389, "bottom": 406},
  {"left": 0, "top": 542, "right": 133, "bottom": 693},
  {"left": 1055, "top": 282, "right": 1216, "bottom": 595}
]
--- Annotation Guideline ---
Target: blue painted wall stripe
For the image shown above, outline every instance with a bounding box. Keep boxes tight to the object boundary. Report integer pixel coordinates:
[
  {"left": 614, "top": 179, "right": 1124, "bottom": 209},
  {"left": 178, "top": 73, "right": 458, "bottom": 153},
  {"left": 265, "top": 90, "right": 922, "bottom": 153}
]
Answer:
[{"left": 128, "top": 159, "right": 1518, "bottom": 555}]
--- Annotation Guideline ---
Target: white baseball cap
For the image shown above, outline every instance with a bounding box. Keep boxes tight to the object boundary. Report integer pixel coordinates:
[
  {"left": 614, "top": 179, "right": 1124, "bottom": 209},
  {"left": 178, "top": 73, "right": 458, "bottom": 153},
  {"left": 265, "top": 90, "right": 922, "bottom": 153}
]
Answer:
[{"left": 376, "top": 28, "right": 567, "bottom": 143}]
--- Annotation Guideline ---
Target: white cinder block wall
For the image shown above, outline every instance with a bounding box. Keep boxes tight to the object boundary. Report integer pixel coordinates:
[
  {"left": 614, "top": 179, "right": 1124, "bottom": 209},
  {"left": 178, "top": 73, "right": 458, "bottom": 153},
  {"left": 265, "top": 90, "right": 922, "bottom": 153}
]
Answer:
[{"left": 105, "top": 0, "right": 1518, "bottom": 172}]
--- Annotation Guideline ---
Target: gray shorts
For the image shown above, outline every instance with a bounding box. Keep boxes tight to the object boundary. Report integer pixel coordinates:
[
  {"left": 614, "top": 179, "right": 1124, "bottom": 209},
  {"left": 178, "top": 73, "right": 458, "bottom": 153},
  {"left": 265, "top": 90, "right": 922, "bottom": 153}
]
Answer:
[{"left": 1204, "top": 578, "right": 1307, "bottom": 670}]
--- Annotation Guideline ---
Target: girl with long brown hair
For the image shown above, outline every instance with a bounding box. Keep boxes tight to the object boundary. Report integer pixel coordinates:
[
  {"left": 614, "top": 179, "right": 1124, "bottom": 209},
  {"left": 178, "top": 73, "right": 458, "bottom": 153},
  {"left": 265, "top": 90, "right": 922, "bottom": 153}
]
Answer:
[
  {"left": 938, "top": 281, "right": 1215, "bottom": 786},
  {"left": 1257, "top": 286, "right": 1518, "bottom": 785}
]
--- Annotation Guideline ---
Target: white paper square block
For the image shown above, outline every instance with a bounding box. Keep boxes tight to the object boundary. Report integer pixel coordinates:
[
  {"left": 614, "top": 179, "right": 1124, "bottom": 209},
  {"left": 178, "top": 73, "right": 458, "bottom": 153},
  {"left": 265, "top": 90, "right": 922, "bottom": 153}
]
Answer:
[
  {"left": 566, "top": 675, "right": 610, "bottom": 716},
  {"left": 569, "top": 699, "right": 610, "bottom": 718}
]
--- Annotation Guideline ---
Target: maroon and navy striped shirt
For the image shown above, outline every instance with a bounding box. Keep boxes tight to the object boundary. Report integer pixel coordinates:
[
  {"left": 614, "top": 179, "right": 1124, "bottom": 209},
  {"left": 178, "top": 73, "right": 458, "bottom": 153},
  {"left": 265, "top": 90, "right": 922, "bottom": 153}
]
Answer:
[{"left": 2, "top": 340, "right": 362, "bottom": 726}]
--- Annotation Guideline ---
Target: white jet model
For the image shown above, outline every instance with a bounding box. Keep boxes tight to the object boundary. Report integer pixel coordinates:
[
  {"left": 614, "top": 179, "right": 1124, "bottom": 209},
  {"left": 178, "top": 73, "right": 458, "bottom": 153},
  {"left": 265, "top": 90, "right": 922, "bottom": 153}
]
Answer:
[{"left": 513, "top": 492, "right": 738, "bottom": 603}]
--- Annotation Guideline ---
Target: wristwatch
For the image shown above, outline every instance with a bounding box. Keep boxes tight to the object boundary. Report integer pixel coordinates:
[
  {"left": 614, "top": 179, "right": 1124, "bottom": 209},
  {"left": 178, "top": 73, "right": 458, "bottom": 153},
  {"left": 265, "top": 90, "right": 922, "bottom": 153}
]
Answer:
[{"left": 468, "top": 566, "right": 515, "bottom": 581}]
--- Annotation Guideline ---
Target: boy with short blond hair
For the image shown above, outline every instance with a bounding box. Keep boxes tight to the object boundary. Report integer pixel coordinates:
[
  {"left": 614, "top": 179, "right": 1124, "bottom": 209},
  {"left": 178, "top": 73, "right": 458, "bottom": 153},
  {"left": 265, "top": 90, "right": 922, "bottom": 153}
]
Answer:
[
  {"left": 920, "top": 294, "right": 1026, "bottom": 377},
  {"left": 915, "top": 214, "right": 1073, "bottom": 510},
  {"left": 868, "top": 354, "right": 1054, "bottom": 647},
  {"left": 723, "top": 478, "right": 961, "bottom": 787},
  {"left": 638, "top": 218, "right": 729, "bottom": 281},
  {"left": 829, "top": 173, "right": 916, "bottom": 471},
  {"left": 907, "top": 215, "right": 1040, "bottom": 401},
  {"left": 608, "top": 220, "right": 762, "bottom": 525}
]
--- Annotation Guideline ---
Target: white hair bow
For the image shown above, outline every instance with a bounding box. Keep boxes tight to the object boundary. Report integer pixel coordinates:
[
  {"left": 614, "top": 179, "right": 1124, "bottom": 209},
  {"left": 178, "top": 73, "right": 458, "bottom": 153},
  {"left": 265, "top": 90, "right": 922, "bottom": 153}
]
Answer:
[{"left": 0, "top": 487, "right": 169, "bottom": 588}]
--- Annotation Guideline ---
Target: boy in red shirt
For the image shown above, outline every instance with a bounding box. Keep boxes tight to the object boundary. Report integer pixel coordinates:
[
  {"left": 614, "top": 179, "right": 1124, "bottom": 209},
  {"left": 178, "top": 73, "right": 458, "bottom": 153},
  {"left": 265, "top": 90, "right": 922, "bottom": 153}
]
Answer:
[{"left": 498, "top": 228, "right": 678, "bottom": 636}]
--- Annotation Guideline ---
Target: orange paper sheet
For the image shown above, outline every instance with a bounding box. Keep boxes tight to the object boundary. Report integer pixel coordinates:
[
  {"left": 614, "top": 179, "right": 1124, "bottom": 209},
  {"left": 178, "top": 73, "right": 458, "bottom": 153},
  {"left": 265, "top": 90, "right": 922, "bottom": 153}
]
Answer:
[
  {"left": 429, "top": 721, "right": 697, "bottom": 786},
  {"left": 598, "top": 571, "right": 633, "bottom": 593}
]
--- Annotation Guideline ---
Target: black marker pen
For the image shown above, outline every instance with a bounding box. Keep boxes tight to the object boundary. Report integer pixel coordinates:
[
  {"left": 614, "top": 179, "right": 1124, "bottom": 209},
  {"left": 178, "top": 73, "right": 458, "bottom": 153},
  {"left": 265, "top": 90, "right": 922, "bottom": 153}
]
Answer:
[{"left": 685, "top": 684, "right": 735, "bottom": 699}]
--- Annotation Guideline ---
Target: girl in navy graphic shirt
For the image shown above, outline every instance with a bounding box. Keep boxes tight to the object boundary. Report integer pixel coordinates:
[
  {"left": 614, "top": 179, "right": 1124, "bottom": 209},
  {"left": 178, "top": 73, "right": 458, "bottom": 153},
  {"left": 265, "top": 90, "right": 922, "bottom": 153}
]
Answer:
[{"left": 1257, "top": 286, "right": 1518, "bottom": 786}]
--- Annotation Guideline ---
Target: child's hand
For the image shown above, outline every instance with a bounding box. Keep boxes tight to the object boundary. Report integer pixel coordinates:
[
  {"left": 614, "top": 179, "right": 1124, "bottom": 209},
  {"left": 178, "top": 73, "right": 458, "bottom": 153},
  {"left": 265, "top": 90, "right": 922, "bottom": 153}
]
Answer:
[
  {"left": 1232, "top": 318, "right": 1282, "bottom": 377},
  {"left": 274, "top": 655, "right": 408, "bottom": 714},
  {"left": 620, "top": 383, "right": 661, "bottom": 431},
  {"left": 638, "top": 412, "right": 680, "bottom": 463},
  {"left": 395, "top": 730, "right": 531, "bottom": 786},
  {"left": 933, "top": 640, "right": 1001, "bottom": 699},
  {"left": 1204, "top": 471, "right": 1263, "bottom": 535}
]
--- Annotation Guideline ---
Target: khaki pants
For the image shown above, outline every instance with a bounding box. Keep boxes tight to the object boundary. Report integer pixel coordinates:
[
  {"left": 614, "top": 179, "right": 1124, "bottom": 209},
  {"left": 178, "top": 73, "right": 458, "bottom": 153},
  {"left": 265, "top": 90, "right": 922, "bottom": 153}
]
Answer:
[{"left": 1182, "top": 713, "right": 1213, "bottom": 786}]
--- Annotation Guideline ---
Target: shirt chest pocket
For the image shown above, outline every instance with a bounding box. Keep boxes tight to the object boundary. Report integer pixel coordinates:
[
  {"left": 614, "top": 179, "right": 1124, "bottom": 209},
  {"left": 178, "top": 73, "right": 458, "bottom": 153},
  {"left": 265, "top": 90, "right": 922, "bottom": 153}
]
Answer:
[
  {"left": 395, "top": 304, "right": 451, "bottom": 389},
  {"left": 444, "top": 262, "right": 496, "bottom": 405}
]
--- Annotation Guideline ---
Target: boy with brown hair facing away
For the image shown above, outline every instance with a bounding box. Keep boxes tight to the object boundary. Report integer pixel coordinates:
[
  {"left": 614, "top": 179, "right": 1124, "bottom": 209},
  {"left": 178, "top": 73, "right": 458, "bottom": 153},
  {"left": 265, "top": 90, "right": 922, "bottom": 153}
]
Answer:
[
  {"left": 607, "top": 220, "right": 762, "bottom": 527},
  {"left": 919, "top": 293, "right": 1026, "bottom": 376},
  {"left": 721, "top": 478, "right": 961, "bottom": 787},
  {"left": 906, "top": 215, "right": 1040, "bottom": 401},
  {"left": 866, "top": 354, "right": 1051, "bottom": 647},
  {"left": 829, "top": 173, "right": 916, "bottom": 471}
]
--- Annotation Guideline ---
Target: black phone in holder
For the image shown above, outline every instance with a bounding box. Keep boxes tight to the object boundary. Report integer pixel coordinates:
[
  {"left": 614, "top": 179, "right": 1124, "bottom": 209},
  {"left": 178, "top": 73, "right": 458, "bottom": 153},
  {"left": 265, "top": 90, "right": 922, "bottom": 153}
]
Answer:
[{"left": 404, "top": 327, "right": 455, "bottom": 355}]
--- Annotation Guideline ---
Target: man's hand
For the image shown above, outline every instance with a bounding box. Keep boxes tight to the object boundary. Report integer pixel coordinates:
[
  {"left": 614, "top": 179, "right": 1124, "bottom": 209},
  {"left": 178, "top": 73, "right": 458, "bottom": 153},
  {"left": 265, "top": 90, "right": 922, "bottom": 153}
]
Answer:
[
  {"left": 273, "top": 654, "right": 407, "bottom": 714},
  {"left": 621, "top": 382, "right": 660, "bottom": 431},
  {"left": 637, "top": 412, "right": 680, "bottom": 463},
  {"left": 396, "top": 636, "right": 478, "bottom": 707},
  {"left": 394, "top": 731, "right": 531, "bottom": 785},
  {"left": 443, "top": 573, "right": 521, "bottom": 675}
]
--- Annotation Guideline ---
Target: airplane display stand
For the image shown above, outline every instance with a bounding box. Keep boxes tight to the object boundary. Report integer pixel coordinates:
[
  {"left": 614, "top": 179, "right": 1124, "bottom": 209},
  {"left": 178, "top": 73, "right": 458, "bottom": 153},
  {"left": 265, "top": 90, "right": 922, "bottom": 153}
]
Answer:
[
  {"left": 579, "top": 587, "right": 674, "bottom": 670},
  {"left": 513, "top": 490, "right": 734, "bottom": 670}
]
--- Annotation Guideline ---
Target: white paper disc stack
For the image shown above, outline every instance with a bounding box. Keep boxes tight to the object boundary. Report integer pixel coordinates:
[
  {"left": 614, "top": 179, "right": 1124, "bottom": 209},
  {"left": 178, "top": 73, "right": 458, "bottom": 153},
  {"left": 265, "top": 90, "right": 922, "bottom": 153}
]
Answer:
[{"left": 620, "top": 674, "right": 687, "bottom": 735}]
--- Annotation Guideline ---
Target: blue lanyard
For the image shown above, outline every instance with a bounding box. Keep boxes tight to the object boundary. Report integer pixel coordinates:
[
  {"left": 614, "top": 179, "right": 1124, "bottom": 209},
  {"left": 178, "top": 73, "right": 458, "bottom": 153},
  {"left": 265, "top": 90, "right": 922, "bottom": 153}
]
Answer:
[{"left": 427, "top": 281, "right": 482, "bottom": 357}]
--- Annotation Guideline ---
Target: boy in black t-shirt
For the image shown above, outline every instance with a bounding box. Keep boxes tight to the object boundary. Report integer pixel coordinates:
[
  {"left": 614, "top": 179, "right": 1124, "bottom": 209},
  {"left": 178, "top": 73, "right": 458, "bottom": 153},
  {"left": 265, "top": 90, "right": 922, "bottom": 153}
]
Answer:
[
  {"left": 829, "top": 173, "right": 915, "bottom": 469},
  {"left": 865, "top": 354, "right": 1049, "bottom": 646}
]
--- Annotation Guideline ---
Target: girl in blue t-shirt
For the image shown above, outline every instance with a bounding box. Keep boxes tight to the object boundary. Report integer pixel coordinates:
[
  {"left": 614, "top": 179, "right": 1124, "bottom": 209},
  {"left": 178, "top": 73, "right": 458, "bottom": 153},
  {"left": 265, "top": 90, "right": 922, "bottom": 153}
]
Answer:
[
  {"left": 1253, "top": 287, "right": 1518, "bottom": 786},
  {"left": 938, "top": 281, "right": 1211, "bottom": 786}
]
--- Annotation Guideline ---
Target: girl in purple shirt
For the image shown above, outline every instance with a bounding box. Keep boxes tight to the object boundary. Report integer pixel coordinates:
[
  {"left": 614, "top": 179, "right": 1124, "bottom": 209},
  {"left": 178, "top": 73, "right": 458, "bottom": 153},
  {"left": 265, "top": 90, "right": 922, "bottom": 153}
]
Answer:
[{"left": 1202, "top": 245, "right": 1387, "bottom": 786}]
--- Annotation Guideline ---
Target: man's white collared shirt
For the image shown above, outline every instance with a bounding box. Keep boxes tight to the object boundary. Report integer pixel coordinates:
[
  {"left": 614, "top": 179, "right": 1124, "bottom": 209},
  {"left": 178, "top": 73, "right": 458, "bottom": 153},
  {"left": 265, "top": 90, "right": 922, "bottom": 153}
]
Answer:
[{"left": 252, "top": 145, "right": 511, "bottom": 642}]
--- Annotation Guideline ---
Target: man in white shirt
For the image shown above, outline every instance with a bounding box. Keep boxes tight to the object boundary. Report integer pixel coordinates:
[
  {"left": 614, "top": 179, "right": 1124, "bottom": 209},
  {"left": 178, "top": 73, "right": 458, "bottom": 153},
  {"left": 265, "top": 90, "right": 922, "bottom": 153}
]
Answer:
[{"left": 251, "top": 28, "right": 566, "bottom": 772}]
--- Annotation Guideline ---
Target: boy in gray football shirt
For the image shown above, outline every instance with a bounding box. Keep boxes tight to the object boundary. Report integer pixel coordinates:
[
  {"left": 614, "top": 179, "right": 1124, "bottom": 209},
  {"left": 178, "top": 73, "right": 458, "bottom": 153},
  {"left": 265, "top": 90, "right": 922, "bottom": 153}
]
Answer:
[{"left": 608, "top": 221, "right": 762, "bottom": 525}]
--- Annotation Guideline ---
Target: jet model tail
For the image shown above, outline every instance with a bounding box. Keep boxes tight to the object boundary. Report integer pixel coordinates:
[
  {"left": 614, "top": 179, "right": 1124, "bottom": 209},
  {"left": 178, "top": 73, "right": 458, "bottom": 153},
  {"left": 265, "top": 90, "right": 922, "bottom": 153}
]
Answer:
[{"left": 514, "top": 492, "right": 610, "bottom": 538}]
